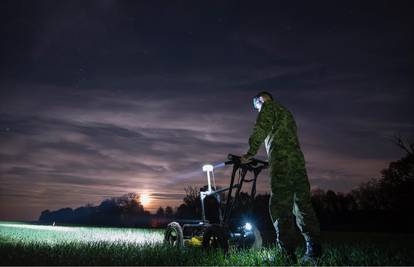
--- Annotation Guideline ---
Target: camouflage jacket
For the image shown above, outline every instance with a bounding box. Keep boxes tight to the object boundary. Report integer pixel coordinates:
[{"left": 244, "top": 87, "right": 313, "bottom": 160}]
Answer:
[{"left": 246, "top": 100, "right": 302, "bottom": 160}]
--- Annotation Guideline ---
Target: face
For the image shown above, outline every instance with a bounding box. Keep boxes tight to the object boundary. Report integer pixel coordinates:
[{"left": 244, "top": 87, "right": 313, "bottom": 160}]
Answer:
[{"left": 253, "top": 96, "right": 263, "bottom": 112}]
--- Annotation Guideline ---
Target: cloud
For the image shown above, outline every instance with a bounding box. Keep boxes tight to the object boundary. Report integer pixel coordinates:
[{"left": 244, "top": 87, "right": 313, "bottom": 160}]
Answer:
[
  {"left": 1, "top": 68, "right": 411, "bottom": 220},
  {"left": 0, "top": 86, "right": 254, "bottom": 220}
]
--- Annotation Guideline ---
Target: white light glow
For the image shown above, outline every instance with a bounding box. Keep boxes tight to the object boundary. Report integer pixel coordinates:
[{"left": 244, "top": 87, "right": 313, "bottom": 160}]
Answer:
[
  {"left": 244, "top": 222, "right": 252, "bottom": 231},
  {"left": 1, "top": 223, "right": 76, "bottom": 232},
  {"left": 140, "top": 194, "right": 151, "bottom": 206},
  {"left": 202, "top": 164, "right": 214, "bottom": 172},
  {"left": 0, "top": 222, "right": 163, "bottom": 246}
]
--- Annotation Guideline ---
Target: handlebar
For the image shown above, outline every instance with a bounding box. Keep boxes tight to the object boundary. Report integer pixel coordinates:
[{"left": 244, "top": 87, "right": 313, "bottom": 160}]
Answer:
[{"left": 225, "top": 154, "right": 268, "bottom": 170}]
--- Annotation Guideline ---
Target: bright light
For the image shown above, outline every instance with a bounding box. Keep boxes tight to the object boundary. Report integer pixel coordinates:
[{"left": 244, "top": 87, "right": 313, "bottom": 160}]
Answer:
[
  {"left": 0, "top": 222, "right": 163, "bottom": 245},
  {"left": 202, "top": 164, "right": 214, "bottom": 172},
  {"left": 244, "top": 222, "right": 252, "bottom": 231},
  {"left": 140, "top": 194, "right": 151, "bottom": 206}
]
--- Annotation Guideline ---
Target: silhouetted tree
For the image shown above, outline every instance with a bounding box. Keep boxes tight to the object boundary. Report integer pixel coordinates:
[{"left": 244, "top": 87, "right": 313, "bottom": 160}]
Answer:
[
  {"left": 39, "top": 192, "right": 152, "bottom": 227},
  {"left": 156, "top": 207, "right": 165, "bottom": 217},
  {"left": 391, "top": 134, "right": 414, "bottom": 157},
  {"left": 39, "top": 209, "right": 51, "bottom": 222},
  {"left": 351, "top": 136, "right": 414, "bottom": 212},
  {"left": 351, "top": 179, "right": 382, "bottom": 210},
  {"left": 378, "top": 152, "right": 414, "bottom": 211},
  {"left": 183, "top": 185, "right": 201, "bottom": 217},
  {"left": 175, "top": 203, "right": 192, "bottom": 218},
  {"left": 117, "top": 193, "right": 144, "bottom": 215},
  {"left": 165, "top": 206, "right": 174, "bottom": 217}
]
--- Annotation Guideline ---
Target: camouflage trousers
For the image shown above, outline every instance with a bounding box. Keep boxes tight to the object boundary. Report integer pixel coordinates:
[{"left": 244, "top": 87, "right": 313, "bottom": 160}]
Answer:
[{"left": 269, "top": 152, "right": 321, "bottom": 253}]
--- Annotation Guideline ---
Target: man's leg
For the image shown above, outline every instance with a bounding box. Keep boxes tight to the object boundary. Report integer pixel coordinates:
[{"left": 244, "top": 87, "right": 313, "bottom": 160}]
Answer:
[
  {"left": 287, "top": 150, "right": 322, "bottom": 261},
  {"left": 292, "top": 178, "right": 322, "bottom": 259},
  {"left": 269, "top": 179, "right": 300, "bottom": 261}
]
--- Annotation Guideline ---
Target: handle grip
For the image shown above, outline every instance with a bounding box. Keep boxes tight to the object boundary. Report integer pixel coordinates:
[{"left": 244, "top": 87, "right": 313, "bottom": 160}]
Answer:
[{"left": 225, "top": 154, "right": 268, "bottom": 169}]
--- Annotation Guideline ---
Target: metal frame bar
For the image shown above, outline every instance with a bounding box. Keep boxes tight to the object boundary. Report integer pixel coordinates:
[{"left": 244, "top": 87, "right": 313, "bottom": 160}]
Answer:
[{"left": 198, "top": 154, "right": 268, "bottom": 230}]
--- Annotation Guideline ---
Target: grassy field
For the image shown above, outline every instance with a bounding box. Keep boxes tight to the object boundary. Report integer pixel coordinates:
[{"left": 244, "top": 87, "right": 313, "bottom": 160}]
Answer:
[{"left": 1, "top": 221, "right": 413, "bottom": 266}]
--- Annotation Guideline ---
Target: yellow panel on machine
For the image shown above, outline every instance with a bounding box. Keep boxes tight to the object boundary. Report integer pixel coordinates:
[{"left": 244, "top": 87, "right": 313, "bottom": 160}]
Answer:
[{"left": 185, "top": 236, "right": 203, "bottom": 246}]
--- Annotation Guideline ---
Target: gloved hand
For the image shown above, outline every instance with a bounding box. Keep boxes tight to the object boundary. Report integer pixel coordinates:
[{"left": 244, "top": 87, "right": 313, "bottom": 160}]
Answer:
[{"left": 240, "top": 153, "right": 253, "bottom": 164}]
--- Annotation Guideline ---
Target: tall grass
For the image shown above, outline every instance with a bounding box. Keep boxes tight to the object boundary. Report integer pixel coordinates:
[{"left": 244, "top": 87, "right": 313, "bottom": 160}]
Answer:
[{"left": 1, "top": 221, "right": 413, "bottom": 266}]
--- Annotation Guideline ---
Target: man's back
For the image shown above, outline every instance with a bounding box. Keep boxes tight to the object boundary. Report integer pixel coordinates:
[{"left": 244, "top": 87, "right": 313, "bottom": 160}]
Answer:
[{"left": 250, "top": 100, "right": 302, "bottom": 159}]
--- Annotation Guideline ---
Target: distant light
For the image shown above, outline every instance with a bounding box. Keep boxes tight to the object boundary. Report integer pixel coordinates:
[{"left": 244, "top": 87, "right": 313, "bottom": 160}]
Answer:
[
  {"left": 202, "top": 164, "right": 214, "bottom": 172},
  {"left": 244, "top": 222, "right": 252, "bottom": 231},
  {"left": 140, "top": 194, "right": 151, "bottom": 206}
]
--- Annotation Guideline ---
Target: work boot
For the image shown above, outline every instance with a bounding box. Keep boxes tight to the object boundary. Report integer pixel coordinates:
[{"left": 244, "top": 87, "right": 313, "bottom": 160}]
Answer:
[{"left": 301, "top": 241, "right": 322, "bottom": 265}]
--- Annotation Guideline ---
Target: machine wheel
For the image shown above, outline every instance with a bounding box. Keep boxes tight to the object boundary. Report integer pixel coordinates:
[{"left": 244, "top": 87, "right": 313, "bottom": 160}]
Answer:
[
  {"left": 164, "top": 222, "right": 184, "bottom": 247},
  {"left": 202, "top": 224, "right": 229, "bottom": 253}
]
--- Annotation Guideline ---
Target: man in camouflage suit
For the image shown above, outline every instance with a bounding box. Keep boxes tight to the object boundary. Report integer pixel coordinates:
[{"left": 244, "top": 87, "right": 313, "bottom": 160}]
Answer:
[{"left": 241, "top": 91, "right": 321, "bottom": 262}]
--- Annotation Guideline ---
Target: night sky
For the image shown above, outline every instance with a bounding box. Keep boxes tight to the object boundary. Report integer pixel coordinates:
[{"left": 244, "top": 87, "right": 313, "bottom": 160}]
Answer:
[{"left": 1, "top": 1, "right": 413, "bottom": 221}]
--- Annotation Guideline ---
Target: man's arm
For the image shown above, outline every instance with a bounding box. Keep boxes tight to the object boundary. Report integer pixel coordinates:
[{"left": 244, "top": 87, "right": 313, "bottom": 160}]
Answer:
[{"left": 246, "top": 101, "right": 274, "bottom": 157}]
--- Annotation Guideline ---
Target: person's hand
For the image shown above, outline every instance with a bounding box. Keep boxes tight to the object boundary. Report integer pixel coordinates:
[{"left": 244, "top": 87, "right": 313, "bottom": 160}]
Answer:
[{"left": 240, "top": 154, "right": 253, "bottom": 164}]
